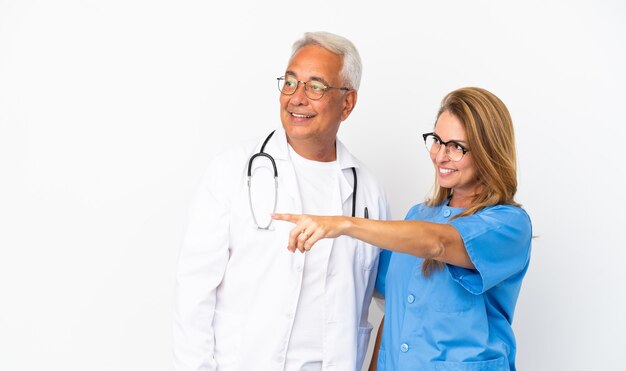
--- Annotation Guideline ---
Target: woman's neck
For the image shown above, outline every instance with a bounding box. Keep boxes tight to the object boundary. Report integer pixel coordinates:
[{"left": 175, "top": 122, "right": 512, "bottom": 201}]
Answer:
[{"left": 449, "top": 189, "right": 480, "bottom": 208}]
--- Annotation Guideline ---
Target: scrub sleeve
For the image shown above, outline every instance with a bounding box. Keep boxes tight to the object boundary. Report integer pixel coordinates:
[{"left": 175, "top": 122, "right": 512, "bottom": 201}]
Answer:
[{"left": 447, "top": 206, "right": 532, "bottom": 294}]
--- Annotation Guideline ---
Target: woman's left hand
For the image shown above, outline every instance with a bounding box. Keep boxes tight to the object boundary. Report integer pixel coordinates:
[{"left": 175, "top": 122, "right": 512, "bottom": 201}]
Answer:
[{"left": 272, "top": 213, "right": 348, "bottom": 253}]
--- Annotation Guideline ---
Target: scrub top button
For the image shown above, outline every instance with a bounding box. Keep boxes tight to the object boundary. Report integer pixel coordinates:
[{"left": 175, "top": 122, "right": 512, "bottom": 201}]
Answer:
[
  {"left": 400, "top": 343, "right": 409, "bottom": 352},
  {"left": 443, "top": 209, "right": 451, "bottom": 217},
  {"left": 407, "top": 294, "right": 415, "bottom": 304}
]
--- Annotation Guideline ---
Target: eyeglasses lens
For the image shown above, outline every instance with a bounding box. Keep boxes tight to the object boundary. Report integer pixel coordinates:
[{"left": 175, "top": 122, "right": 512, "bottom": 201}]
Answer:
[{"left": 277, "top": 77, "right": 326, "bottom": 100}]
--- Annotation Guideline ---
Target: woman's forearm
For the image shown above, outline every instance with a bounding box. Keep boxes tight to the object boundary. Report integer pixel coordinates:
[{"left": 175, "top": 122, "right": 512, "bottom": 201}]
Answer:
[
  {"left": 272, "top": 213, "right": 474, "bottom": 269},
  {"left": 346, "top": 218, "right": 474, "bottom": 269}
]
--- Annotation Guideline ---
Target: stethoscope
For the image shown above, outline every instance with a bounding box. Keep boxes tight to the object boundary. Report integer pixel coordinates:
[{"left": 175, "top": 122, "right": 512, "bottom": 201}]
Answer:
[{"left": 247, "top": 130, "right": 363, "bottom": 230}]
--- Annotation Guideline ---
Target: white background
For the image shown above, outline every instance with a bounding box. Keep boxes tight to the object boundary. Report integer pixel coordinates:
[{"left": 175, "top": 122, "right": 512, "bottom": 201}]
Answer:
[{"left": 1, "top": 1, "right": 625, "bottom": 370}]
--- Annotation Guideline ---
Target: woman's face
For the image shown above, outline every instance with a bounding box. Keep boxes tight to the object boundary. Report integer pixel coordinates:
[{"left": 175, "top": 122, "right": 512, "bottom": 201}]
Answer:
[{"left": 431, "top": 111, "right": 482, "bottom": 202}]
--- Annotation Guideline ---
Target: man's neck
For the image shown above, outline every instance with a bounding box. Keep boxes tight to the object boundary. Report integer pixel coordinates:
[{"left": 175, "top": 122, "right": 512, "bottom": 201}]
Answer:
[{"left": 287, "top": 137, "right": 337, "bottom": 162}]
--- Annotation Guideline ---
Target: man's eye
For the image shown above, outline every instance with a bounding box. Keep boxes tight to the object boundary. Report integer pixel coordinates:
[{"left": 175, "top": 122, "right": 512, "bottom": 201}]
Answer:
[
  {"left": 286, "top": 80, "right": 297, "bottom": 87},
  {"left": 310, "top": 83, "right": 326, "bottom": 91}
]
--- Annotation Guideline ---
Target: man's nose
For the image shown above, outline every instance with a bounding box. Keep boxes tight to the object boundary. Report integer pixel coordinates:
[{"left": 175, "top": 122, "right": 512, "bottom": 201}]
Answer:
[{"left": 290, "top": 82, "right": 309, "bottom": 104}]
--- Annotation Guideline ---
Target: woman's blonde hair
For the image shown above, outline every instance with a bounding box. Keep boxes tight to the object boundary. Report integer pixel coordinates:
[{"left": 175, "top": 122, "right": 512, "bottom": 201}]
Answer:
[{"left": 423, "top": 87, "right": 519, "bottom": 275}]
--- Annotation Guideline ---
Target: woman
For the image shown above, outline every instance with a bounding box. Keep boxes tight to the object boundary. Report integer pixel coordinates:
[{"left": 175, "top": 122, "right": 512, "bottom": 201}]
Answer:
[{"left": 273, "top": 87, "right": 532, "bottom": 370}]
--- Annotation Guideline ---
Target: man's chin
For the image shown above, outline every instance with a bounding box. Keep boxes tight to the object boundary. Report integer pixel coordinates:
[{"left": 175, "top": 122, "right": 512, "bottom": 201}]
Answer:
[{"left": 282, "top": 123, "right": 312, "bottom": 137}]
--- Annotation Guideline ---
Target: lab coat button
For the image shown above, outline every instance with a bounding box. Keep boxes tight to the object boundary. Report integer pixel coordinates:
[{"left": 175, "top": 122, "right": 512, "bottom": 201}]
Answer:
[
  {"left": 407, "top": 294, "right": 415, "bottom": 304},
  {"left": 296, "top": 265, "right": 303, "bottom": 272},
  {"left": 443, "top": 209, "right": 451, "bottom": 217},
  {"left": 400, "top": 343, "right": 409, "bottom": 352}
]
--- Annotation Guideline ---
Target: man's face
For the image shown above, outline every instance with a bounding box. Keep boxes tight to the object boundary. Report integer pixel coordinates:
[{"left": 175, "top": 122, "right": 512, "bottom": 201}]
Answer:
[{"left": 279, "top": 45, "right": 356, "bottom": 152}]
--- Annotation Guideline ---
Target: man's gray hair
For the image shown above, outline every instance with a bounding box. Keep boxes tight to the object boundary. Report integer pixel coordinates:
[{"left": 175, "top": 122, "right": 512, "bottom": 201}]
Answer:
[{"left": 290, "top": 31, "right": 362, "bottom": 91}]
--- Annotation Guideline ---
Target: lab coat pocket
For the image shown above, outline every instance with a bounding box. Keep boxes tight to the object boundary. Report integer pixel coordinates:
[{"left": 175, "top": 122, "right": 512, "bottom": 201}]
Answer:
[
  {"left": 434, "top": 356, "right": 507, "bottom": 370},
  {"left": 357, "top": 240, "right": 379, "bottom": 271},
  {"left": 356, "top": 325, "right": 373, "bottom": 368}
]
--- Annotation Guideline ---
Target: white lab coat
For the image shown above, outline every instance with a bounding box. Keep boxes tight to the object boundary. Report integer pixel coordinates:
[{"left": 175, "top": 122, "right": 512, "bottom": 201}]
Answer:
[{"left": 173, "top": 128, "right": 390, "bottom": 371}]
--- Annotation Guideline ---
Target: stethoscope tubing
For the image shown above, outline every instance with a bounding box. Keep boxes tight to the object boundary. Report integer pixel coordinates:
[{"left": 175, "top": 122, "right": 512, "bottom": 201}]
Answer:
[
  {"left": 247, "top": 130, "right": 358, "bottom": 230},
  {"left": 247, "top": 131, "right": 278, "bottom": 230}
]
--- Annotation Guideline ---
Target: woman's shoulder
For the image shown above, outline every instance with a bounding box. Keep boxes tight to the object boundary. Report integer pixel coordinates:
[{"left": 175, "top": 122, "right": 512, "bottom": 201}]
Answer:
[
  {"left": 405, "top": 202, "right": 442, "bottom": 220},
  {"left": 480, "top": 204, "right": 532, "bottom": 225},
  {"left": 458, "top": 204, "right": 533, "bottom": 240},
  {"left": 406, "top": 202, "right": 429, "bottom": 214}
]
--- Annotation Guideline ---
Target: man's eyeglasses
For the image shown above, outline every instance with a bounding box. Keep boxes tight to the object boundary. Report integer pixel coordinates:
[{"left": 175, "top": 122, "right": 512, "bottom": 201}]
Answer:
[
  {"left": 422, "top": 132, "right": 470, "bottom": 162},
  {"left": 277, "top": 76, "right": 350, "bottom": 100}
]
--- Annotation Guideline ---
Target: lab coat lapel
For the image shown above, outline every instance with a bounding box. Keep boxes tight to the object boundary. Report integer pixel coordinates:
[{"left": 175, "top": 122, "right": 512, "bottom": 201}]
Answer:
[
  {"left": 336, "top": 139, "right": 359, "bottom": 216},
  {"left": 257, "top": 130, "right": 359, "bottom": 215},
  {"left": 261, "top": 128, "right": 302, "bottom": 213}
]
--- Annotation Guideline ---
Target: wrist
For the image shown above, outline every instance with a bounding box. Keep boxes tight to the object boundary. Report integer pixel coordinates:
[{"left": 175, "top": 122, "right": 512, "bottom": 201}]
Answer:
[{"left": 342, "top": 216, "right": 355, "bottom": 236}]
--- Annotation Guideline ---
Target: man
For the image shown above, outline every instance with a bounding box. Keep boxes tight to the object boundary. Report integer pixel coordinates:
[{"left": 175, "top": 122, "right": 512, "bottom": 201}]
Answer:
[{"left": 173, "top": 31, "right": 389, "bottom": 371}]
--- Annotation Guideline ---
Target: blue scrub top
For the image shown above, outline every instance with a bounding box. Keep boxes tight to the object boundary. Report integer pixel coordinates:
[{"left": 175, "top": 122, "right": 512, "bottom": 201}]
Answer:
[{"left": 375, "top": 203, "right": 532, "bottom": 371}]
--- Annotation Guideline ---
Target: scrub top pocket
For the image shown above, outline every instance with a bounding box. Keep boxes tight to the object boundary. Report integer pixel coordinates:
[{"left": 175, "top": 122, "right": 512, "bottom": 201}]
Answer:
[
  {"left": 429, "top": 272, "right": 478, "bottom": 313},
  {"left": 434, "top": 356, "right": 507, "bottom": 370}
]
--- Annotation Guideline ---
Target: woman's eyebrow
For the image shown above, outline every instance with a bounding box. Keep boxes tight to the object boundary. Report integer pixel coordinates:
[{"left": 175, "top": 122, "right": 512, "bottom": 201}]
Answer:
[{"left": 433, "top": 133, "right": 469, "bottom": 144}]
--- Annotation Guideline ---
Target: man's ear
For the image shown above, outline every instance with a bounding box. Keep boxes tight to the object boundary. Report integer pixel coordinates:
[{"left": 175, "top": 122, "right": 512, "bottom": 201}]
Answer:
[{"left": 341, "top": 90, "right": 358, "bottom": 121}]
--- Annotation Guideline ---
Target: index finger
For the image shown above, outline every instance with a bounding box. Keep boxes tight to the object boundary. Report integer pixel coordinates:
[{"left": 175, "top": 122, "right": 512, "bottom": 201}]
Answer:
[{"left": 271, "top": 213, "right": 303, "bottom": 224}]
